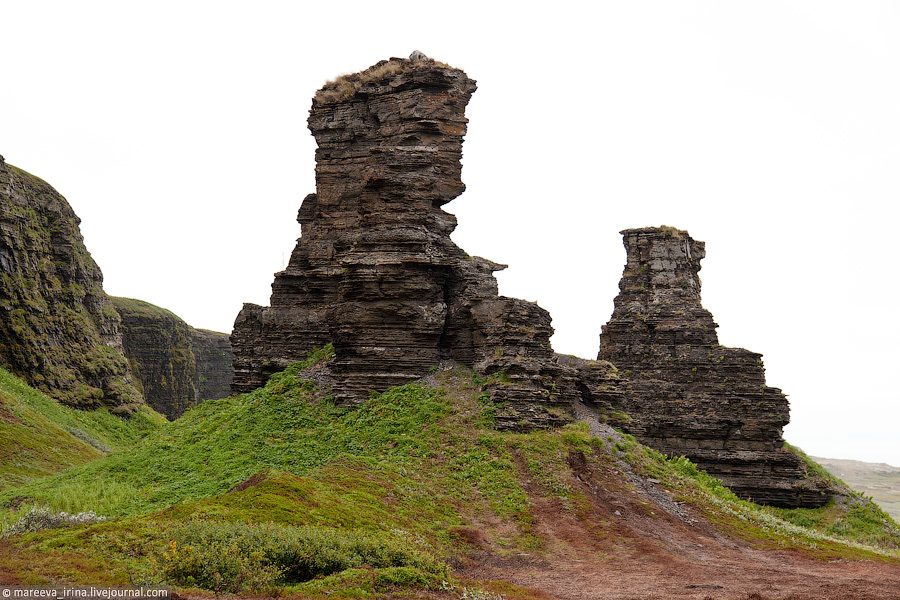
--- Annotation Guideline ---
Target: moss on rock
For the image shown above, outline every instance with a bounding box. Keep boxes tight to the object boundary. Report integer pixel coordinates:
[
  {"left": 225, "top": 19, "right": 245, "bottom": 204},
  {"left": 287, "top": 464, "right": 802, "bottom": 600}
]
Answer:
[{"left": 0, "top": 156, "right": 141, "bottom": 410}]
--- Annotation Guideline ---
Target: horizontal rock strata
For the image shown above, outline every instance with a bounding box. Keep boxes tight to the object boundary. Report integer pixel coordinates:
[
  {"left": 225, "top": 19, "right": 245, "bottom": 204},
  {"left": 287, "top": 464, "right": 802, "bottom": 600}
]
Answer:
[
  {"left": 231, "top": 57, "right": 573, "bottom": 429},
  {"left": 598, "top": 226, "right": 833, "bottom": 507},
  {"left": 0, "top": 156, "right": 142, "bottom": 411},
  {"left": 113, "top": 297, "right": 233, "bottom": 419},
  {"left": 191, "top": 328, "right": 234, "bottom": 404}
]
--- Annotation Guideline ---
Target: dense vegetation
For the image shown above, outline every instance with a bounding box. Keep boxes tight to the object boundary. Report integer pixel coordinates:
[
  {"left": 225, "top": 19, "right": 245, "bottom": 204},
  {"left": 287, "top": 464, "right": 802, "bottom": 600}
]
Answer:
[
  {"left": 0, "top": 350, "right": 897, "bottom": 596},
  {"left": 0, "top": 164, "right": 142, "bottom": 408}
]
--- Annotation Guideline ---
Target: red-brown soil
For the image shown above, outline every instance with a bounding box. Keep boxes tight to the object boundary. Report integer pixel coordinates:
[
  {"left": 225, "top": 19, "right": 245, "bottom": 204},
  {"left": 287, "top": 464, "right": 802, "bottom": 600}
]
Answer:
[{"left": 458, "top": 451, "right": 900, "bottom": 600}]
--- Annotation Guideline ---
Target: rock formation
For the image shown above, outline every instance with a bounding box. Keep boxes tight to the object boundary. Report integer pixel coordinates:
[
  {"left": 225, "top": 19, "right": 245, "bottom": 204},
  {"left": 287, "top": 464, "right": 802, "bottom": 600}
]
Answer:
[
  {"left": 598, "top": 226, "right": 832, "bottom": 507},
  {"left": 191, "top": 328, "right": 234, "bottom": 404},
  {"left": 113, "top": 297, "right": 233, "bottom": 420},
  {"left": 0, "top": 156, "right": 142, "bottom": 411},
  {"left": 229, "top": 58, "right": 836, "bottom": 507},
  {"left": 231, "top": 57, "right": 573, "bottom": 429}
]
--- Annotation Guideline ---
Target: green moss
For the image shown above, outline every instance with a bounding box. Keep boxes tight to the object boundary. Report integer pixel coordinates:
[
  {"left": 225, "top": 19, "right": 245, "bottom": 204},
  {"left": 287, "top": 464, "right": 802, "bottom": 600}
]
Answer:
[
  {"left": 111, "top": 297, "right": 199, "bottom": 419},
  {"left": 0, "top": 164, "right": 142, "bottom": 409}
]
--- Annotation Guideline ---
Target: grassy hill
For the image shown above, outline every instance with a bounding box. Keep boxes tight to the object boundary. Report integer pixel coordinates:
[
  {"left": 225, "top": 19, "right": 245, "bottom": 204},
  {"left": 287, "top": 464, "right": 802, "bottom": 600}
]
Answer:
[
  {"left": 1, "top": 351, "right": 898, "bottom": 598},
  {"left": 0, "top": 366, "right": 165, "bottom": 490},
  {"left": 813, "top": 457, "right": 900, "bottom": 521}
]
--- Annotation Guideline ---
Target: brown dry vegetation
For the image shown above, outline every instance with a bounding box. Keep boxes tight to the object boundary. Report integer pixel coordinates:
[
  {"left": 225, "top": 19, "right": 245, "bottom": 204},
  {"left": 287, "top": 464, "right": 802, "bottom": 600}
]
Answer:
[{"left": 314, "top": 57, "right": 452, "bottom": 105}]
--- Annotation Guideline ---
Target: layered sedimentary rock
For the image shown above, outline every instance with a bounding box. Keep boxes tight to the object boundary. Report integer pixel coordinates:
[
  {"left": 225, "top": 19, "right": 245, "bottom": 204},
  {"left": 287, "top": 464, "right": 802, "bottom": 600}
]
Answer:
[
  {"left": 0, "top": 156, "right": 142, "bottom": 411},
  {"left": 113, "top": 297, "right": 233, "bottom": 419},
  {"left": 231, "top": 57, "right": 572, "bottom": 429},
  {"left": 191, "top": 328, "right": 234, "bottom": 403},
  {"left": 598, "top": 227, "right": 832, "bottom": 507}
]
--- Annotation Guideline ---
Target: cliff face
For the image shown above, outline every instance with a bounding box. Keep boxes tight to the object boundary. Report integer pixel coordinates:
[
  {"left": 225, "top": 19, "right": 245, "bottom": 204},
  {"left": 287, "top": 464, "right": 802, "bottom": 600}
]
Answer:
[
  {"left": 192, "top": 328, "right": 234, "bottom": 403},
  {"left": 0, "top": 156, "right": 142, "bottom": 411},
  {"left": 113, "top": 297, "right": 233, "bottom": 420},
  {"left": 598, "top": 227, "right": 833, "bottom": 507},
  {"left": 231, "top": 57, "right": 573, "bottom": 429}
]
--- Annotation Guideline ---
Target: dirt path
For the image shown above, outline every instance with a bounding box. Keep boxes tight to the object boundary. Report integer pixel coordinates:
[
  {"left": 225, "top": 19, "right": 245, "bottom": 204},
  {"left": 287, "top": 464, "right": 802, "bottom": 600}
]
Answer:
[
  {"left": 462, "top": 546, "right": 900, "bottom": 599},
  {"left": 459, "top": 449, "right": 900, "bottom": 600}
]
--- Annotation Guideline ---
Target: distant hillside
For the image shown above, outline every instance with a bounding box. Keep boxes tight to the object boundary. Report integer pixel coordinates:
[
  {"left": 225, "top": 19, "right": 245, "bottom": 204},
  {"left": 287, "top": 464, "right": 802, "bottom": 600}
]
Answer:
[
  {"left": 0, "top": 366, "right": 164, "bottom": 490},
  {"left": 813, "top": 457, "right": 900, "bottom": 521},
  {"left": 0, "top": 156, "right": 232, "bottom": 419}
]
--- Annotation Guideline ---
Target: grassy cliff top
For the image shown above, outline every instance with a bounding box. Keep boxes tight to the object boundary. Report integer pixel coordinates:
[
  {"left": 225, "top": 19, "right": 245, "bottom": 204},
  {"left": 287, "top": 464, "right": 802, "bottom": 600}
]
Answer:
[{"left": 110, "top": 297, "right": 184, "bottom": 322}]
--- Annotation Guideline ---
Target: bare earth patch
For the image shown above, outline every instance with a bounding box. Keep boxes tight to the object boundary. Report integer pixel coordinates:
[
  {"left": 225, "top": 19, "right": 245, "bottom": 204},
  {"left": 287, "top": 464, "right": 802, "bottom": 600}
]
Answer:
[{"left": 459, "top": 448, "right": 900, "bottom": 600}]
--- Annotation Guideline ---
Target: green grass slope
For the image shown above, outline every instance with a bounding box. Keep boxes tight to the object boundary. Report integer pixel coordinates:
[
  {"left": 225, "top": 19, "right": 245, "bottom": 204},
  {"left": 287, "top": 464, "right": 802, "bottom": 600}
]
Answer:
[
  {"left": 0, "top": 351, "right": 897, "bottom": 596},
  {"left": 0, "top": 367, "right": 165, "bottom": 490}
]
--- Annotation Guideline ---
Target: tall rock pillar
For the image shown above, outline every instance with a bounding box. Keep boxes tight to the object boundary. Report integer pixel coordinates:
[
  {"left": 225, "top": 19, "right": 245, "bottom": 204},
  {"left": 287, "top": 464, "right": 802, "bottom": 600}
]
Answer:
[
  {"left": 231, "top": 56, "right": 574, "bottom": 429},
  {"left": 599, "top": 227, "right": 832, "bottom": 507}
]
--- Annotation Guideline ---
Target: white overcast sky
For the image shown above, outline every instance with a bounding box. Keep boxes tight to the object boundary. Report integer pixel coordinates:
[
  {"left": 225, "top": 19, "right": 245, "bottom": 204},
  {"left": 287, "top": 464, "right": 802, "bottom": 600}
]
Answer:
[{"left": 2, "top": 1, "right": 898, "bottom": 466}]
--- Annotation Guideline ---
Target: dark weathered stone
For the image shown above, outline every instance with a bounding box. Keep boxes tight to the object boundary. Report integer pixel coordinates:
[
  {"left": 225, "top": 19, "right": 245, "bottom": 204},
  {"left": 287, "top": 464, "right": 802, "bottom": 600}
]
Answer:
[
  {"left": 598, "top": 226, "right": 834, "bottom": 507},
  {"left": 113, "top": 297, "right": 233, "bottom": 420},
  {"left": 556, "top": 354, "right": 630, "bottom": 428},
  {"left": 0, "top": 156, "right": 142, "bottom": 411},
  {"left": 231, "top": 58, "right": 573, "bottom": 429},
  {"left": 192, "top": 328, "right": 234, "bottom": 404}
]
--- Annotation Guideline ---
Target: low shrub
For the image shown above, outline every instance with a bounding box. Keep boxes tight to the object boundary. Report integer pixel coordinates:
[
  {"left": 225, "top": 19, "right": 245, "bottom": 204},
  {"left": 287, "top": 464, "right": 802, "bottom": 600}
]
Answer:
[
  {"left": 161, "top": 519, "right": 446, "bottom": 593},
  {"left": 2, "top": 506, "right": 106, "bottom": 537}
]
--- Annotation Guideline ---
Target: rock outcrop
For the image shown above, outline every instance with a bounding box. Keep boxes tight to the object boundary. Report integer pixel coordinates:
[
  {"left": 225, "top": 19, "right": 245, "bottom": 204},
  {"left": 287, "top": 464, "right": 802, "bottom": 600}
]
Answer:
[
  {"left": 231, "top": 57, "right": 573, "bottom": 429},
  {"left": 598, "top": 226, "right": 833, "bottom": 507},
  {"left": 113, "top": 297, "right": 233, "bottom": 419},
  {"left": 0, "top": 156, "right": 142, "bottom": 411}
]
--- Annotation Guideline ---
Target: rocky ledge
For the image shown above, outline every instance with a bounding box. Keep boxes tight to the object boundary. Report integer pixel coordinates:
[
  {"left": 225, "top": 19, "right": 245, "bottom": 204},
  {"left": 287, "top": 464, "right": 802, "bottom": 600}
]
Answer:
[
  {"left": 598, "top": 227, "right": 834, "bottom": 507},
  {"left": 231, "top": 56, "right": 574, "bottom": 429}
]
